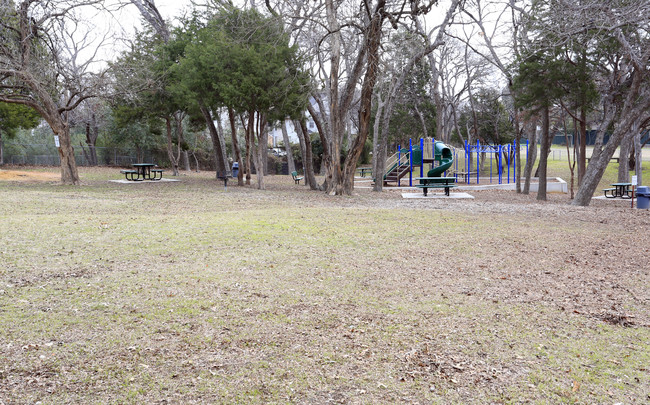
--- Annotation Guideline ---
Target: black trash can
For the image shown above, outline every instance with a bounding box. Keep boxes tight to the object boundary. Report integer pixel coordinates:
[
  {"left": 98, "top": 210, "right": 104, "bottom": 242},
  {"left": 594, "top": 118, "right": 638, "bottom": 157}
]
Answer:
[
  {"left": 231, "top": 162, "right": 239, "bottom": 179},
  {"left": 636, "top": 186, "right": 650, "bottom": 209}
]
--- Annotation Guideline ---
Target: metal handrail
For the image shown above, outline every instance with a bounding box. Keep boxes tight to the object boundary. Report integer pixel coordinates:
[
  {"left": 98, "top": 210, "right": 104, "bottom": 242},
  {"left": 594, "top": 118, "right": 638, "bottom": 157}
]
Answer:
[{"left": 383, "top": 151, "right": 410, "bottom": 180}]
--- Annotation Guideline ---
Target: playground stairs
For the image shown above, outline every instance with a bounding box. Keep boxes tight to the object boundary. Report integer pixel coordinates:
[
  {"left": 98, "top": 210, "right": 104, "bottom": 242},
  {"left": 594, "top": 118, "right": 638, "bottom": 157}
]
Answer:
[{"left": 383, "top": 162, "right": 411, "bottom": 186}]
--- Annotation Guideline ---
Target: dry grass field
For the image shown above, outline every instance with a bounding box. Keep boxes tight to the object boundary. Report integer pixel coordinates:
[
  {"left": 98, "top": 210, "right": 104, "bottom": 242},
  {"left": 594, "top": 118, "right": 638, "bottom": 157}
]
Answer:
[{"left": 1, "top": 167, "right": 648, "bottom": 404}]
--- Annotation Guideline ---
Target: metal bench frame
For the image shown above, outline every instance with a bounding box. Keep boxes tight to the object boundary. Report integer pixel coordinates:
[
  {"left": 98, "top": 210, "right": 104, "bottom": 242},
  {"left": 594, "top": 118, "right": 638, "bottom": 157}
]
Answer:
[{"left": 291, "top": 171, "right": 304, "bottom": 184}]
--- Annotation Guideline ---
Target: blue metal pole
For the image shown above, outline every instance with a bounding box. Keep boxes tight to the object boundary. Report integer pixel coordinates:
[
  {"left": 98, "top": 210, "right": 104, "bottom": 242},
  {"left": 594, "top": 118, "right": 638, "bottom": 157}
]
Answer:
[
  {"left": 409, "top": 138, "right": 413, "bottom": 187},
  {"left": 513, "top": 140, "right": 517, "bottom": 183},
  {"left": 465, "top": 140, "right": 469, "bottom": 184},
  {"left": 490, "top": 148, "right": 493, "bottom": 183},
  {"left": 498, "top": 145, "right": 502, "bottom": 184},
  {"left": 506, "top": 144, "right": 510, "bottom": 184}
]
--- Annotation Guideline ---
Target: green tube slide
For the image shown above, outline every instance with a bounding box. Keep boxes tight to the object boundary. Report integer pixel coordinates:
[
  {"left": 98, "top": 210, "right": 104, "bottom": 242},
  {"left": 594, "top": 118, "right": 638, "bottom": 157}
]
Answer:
[{"left": 426, "top": 141, "right": 453, "bottom": 177}]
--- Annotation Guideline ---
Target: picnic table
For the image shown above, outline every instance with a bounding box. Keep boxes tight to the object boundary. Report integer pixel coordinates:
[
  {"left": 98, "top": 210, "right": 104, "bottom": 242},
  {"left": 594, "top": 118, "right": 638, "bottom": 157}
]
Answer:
[
  {"left": 587, "top": 157, "right": 619, "bottom": 163},
  {"left": 414, "top": 176, "right": 457, "bottom": 196},
  {"left": 357, "top": 167, "right": 372, "bottom": 177},
  {"left": 120, "top": 163, "right": 163, "bottom": 181},
  {"left": 604, "top": 182, "right": 632, "bottom": 199},
  {"left": 451, "top": 171, "right": 478, "bottom": 183}
]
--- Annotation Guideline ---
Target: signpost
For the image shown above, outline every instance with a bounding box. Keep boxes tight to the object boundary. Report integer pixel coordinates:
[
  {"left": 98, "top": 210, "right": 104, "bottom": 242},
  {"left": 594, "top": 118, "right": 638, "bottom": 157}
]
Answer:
[{"left": 630, "top": 176, "right": 638, "bottom": 208}]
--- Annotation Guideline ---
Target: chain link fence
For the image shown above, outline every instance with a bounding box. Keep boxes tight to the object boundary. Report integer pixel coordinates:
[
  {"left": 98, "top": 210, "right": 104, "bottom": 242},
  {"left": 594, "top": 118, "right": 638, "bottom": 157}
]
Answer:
[{"left": 3, "top": 143, "right": 163, "bottom": 167}]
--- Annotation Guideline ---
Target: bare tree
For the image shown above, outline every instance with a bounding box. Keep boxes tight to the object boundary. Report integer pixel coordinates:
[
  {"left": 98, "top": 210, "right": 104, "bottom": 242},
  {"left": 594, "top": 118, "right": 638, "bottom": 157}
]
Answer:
[
  {"left": 269, "top": 0, "right": 460, "bottom": 195},
  {"left": 71, "top": 99, "right": 108, "bottom": 166},
  {"left": 280, "top": 120, "right": 296, "bottom": 174},
  {"left": 373, "top": 0, "right": 462, "bottom": 192},
  {"left": 565, "top": 0, "right": 650, "bottom": 205},
  {"left": 0, "top": 0, "right": 111, "bottom": 184},
  {"left": 128, "top": 0, "right": 169, "bottom": 41},
  {"left": 454, "top": 0, "right": 534, "bottom": 193}
]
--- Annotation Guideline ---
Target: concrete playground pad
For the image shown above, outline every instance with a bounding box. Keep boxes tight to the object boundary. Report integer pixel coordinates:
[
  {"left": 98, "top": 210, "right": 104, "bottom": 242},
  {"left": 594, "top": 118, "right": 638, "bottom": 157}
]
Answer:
[
  {"left": 401, "top": 192, "right": 475, "bottom": 199},
  {"left": 592, "top": 195, "right": 635, "bottom": 203},
  {"left": 109, "top": 178, "right": 180, "bottom": 184}
]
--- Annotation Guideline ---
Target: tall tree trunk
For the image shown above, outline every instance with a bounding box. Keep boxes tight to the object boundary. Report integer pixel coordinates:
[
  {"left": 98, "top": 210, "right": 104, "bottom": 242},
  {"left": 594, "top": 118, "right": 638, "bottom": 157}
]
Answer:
[
  {"left": 523, "top": 117, "right": 538, "bottom": 194},
  {"left": 373, "top": 102, "right": 392, "bottom": 192},
  {"left": 563, "top": 118, "right": 576, "bottom": 199},
  {"left": 298, "top": 119, "right": 319, "bottom": 190},
  {"left": 255, "top": 115, "right": 266, "bottom": 190},
  {"left": 617, "top": 131, "right": 634, "bottom": 183},
  {"left": 414, "top": 104, "right": 428, "bottom": 139},
  {"left": 371, "top": 91, "right": 385, "bottom": 189},
  {"left": 216, "top": 111, "right": 229, "bottom": 173},
  {"left": 57, "top": 126, "right": 80, "bottom": 184},
  {"left": 199, "top": 104, "right": 227, "bottom": 176},
  {"left": 281, "top": 119, "right": 296, "bottom": 174},
  {"left": 306, "top": 103, "right": 331, "bottom": 190},
  {"left": 573, "top": 70, "right": 650, "bottom": 206},
  {"left": 79, "top": 141, "right": 91, "bottom": 165},
  {"left": 165, "top": 117, "right": 179, "bottom": 176},
  {"left": 534, "top": 122, "right": 553, "bottom": 178},
  {"left": 261, "top": 118, "right": 269, "bottom": 176},
  {"left": 341, "top": 4, "right": 383, "bottom": 195},
  {"left": 513, "top": 107, "right": 522, "bottom": 193},
  {"left": 294, "top": 119, "right": 308, "bottom": 176},
  {"left": 324, "top": 0, "right": 344, "bottom": 194},
  {"left": 245, "top": 111, "right": 254, "bottom": 185},
  {"left": 182, "top": 150, "right": 191, "bottom": 171},
  {"left": 228, "top": 107, "right": 244, "bottom": 186},
  {"left": 311, "top": 94, "right": 334, "bottom": 185},
  {"left": 84, "top": 116, "right": 99, "bottom": 166},
  {"left": 192, "top": 152, "right": 200, "bottom": 172},
  {"left": 633, "top": 120, "right": 643, "bottom": 187},
  {"left": 578, "top": 107, "right": 587, "bottom": 185},
  {"left": 536, "top": 106, "right": 550, "bottom": 201},
  {"left": 371, "top": 0, "right": 460, "bottom": 192},
  {"left": 0, "top": 131, "right": 4, "bottom": 165}
]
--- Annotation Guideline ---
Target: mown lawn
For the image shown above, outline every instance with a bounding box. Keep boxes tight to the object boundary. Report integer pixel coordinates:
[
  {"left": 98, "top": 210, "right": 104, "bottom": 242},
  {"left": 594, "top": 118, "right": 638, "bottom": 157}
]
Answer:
[{"left": 1, "top": 168, "right": 648, "bottom": 404}]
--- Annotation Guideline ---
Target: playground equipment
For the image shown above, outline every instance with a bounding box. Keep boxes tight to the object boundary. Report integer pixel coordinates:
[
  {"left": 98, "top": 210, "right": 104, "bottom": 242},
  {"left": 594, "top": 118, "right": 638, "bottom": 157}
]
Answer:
[
  {"left": 383, "top": 138, "right": 453, "bottom": 186},
  {"left": 382, "top": 138, "right": 525, "bottom": 187},
  {"left": 459, "top": 140, "right": 521, "bottom": 185}
]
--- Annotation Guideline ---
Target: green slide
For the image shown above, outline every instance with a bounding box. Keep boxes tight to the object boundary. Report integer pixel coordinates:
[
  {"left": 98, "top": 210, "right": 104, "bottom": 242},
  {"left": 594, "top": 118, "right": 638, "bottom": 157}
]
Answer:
[{"left": 426, "top": 141, "right": 453, "bottom": 177}]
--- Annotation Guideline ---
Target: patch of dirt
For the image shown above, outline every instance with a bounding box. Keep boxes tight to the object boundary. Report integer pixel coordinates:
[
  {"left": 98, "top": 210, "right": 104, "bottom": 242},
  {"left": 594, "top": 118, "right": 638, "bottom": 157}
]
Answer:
[{"left": 0, "top": 169, "right": 59, "bottom": 182}]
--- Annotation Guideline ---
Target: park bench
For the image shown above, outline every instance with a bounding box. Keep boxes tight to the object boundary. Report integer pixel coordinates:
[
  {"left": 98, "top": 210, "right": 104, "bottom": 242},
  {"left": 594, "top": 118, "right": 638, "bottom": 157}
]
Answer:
[
  {"left": 291, "top": 171, "right": 304, "bottom": 184},
  {"left": 150, "top": 169, "right": 164, "bottom": 180},
  {"left": 414, "top": 176, "right": 457, "bottom": 196},
  {"left": 603, "top": 188, "right": 617, "bottom": 198},
  {"left": 357, "top": 167, "right": 372, "bottom": 177},
  {"left": 587, "top": 157, "right": 619, "bottom": 163},
  {"left": 120, "top": 169, "right": 141, "bottom": 181}
]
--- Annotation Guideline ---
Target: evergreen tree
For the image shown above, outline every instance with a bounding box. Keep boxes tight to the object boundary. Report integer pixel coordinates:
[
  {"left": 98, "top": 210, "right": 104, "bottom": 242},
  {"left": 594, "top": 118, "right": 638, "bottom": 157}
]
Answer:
[{"left": 0, "top": 102, "right": 41, "bottom": 164}]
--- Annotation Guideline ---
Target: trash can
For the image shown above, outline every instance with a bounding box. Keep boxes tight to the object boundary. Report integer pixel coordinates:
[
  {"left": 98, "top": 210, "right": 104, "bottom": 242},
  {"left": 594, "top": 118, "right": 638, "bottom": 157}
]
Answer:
[
  {"left": 636, "top": 186, "right": 650, "bottom": 209},
  {"left": 231, "top": 162, "right": 239, "bottom": 178}
]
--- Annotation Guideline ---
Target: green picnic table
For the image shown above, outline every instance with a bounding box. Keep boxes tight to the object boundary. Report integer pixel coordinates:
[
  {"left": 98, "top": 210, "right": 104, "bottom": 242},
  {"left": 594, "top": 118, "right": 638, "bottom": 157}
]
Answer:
[
  {"left": 604, "top": 183, "right": 632, "bottom": 199},
  {"left": 414, "top": 176, "right": 457, "bottom": 196},
  {"left": 357, "top": 167, "right": 372, "bottom": 177}
]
